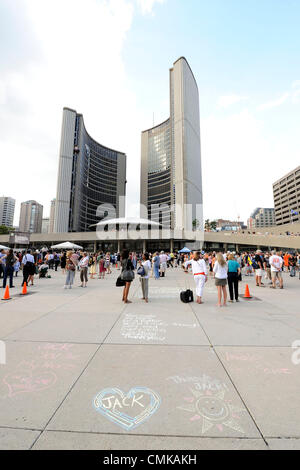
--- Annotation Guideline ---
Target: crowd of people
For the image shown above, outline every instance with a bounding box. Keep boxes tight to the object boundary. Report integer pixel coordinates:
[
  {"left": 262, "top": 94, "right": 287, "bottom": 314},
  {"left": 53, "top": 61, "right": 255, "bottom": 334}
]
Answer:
[{"left": 0, "top": 247, "right": 299, "bottom": 306}]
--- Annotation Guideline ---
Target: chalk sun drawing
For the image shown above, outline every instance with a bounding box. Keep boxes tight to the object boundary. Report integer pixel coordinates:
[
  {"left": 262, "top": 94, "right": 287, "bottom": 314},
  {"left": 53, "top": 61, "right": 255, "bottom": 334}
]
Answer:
[
  {"left": 93, "top": 387, "right": 161, "bottom": 431},
  {"left": 177, "top": 384, "right": 246, "bottom": 435}
]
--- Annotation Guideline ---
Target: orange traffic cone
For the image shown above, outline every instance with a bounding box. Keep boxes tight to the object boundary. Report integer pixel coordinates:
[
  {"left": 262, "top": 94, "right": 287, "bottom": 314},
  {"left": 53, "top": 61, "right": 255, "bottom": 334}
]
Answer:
[
  {"left": 21, "top": 283, "right": 28, "bottom": 296},
  {"left": 2, "top": 285, "right": 11, "bottom": 300},
  {"left": 243, "top": 284, "right": 252, "bottom": 299}
]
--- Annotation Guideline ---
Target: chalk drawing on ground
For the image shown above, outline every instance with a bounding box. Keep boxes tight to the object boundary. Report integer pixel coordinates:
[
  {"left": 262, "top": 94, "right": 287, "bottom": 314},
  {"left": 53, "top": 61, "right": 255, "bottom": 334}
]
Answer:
[
  {"left": 167, "top": 374, "right": 246, "bottom": 435},
  {"left": 93, "top": 387, "right": 161, "bottom": 431},
  {"left": 121, "top": 314, "right": 199, "bottom": 342}
]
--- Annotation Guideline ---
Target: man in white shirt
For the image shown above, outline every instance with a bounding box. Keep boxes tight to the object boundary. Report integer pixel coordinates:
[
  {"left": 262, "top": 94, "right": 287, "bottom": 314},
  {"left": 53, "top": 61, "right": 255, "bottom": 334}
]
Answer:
[
  {"left": 22, "top": 250, "right": 35, "bottom": 286},
  {"left": 269, "top": 251, "right": 283, "bottom": 289},
  {"left": 184, "top": 252, "right": 207, "bottom": 304},
  {"left": 159, "top": 251, "right": 168, "bottom": 277}
]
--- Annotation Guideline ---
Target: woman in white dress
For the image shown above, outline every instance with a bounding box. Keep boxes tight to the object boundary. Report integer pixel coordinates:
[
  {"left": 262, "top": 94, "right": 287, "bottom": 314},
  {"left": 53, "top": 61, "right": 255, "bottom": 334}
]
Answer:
[{"left": 183, "top": 252, "right": 207, "bottom": 304}]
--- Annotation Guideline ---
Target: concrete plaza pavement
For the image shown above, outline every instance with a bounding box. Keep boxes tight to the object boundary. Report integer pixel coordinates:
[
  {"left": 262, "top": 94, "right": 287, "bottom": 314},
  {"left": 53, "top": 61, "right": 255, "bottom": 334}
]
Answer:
[{"left": 0, "top": 265, "right": 300, "bottom": 450}]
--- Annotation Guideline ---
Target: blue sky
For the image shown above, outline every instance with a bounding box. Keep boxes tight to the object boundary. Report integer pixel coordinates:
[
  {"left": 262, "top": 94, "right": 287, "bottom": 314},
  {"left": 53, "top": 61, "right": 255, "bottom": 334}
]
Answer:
[{"left": 0, "top": 0, "right": 299, "bottom": 225}]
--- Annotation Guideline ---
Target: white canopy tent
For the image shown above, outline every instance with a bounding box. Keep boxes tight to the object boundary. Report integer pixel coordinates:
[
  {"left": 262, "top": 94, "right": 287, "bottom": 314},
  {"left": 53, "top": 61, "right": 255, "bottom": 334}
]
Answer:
[
  {"left": 0, "top": 245, "right": 9, "bottom": 250},
  {"left": 50, "top": 241, "right": 83, "bottom": 250},
  {"left": 93, "top": 217, "right": 161, "bottom": 228}
]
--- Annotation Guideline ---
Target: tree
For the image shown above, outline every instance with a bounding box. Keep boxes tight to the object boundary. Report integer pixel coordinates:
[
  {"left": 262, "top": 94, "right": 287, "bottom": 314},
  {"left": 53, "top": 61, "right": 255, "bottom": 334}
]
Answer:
[
  {"left": 210, "top": 220, "right": 217, "bottom": 231},
  {"left": 0, "top": 225, "right": 14, "bottom": 235},
  {"left": 204, "top": 219, "right": 211, "bottom": 231},
  {"left": 192, "top": 219, "right": 200, "bottom": 231}
]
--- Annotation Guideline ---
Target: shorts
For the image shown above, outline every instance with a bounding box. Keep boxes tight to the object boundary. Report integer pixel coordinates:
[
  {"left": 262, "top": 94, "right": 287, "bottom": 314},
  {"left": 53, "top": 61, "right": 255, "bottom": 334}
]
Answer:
[
  {"left": 255, "top": 269, "right": 263, "bottom": 277},
  {"left": 271, "top": 271, "right": 282, "bottom": 279},
  {"left": 215, "top": 278, "right": 227, "bottom": 287}
]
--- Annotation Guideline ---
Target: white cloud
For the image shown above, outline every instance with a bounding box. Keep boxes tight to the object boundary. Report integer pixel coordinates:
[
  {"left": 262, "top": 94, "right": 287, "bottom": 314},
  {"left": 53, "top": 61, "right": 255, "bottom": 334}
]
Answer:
[
  {"left": 201, "top": 108, "right": 300, "bottom": 223},
  {"left": 136, "top": 0, "right": 165, "bottom": 15},
  {"left": 257, "top": 92, "right": 290, "bottom": 111},
  {"left": 217, "top": 94, "right": 248, "bottom": 108},
  {"left": 0, "top": 0, "right": 164, "bottom": 224}
]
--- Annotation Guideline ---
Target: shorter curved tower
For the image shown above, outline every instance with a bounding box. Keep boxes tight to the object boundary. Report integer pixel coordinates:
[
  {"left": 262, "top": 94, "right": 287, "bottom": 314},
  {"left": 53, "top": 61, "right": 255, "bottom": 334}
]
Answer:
[{"left": 54, "top": 108, "right": 126, "bottom": 232}]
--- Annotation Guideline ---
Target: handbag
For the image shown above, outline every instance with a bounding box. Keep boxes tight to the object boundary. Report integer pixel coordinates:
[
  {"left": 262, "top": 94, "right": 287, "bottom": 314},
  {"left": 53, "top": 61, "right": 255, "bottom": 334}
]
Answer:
[
  {"left": 137, "top": 266, "right": 145, "bottom": 276},
  {"left": 116, "top": 276, "right": 126, "bottom": 287}
]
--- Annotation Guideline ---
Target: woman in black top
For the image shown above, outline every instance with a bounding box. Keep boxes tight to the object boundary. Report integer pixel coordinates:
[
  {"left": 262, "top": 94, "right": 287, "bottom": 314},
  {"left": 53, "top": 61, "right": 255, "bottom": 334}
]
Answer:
[
  {"left": 121, "top": 249, "right": 134, "bottom": 303},
  {"left": 3, "top": 249, "right": 17, "bottom": 289},
  {"left": 60, "top": 252, "right": 67, "bottom": 274}
]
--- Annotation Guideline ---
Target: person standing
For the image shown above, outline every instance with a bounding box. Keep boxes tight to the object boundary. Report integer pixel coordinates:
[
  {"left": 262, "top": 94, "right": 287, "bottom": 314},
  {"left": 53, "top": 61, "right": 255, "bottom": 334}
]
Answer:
[
  {"left": 121, "top": 249, "right": 134, "bottom": 303},
  {"left": 139, "top": 252, "right": 151, "bottom": 303},
  {"left": 213, "top": 253, "right": 228, "bottom": 307},
  {"left": 2, "top": 249, "right": 17, "bottom": 289},
  {"left": 227, "top": 254, "right": 241, "bottom": 302},
  {"left": 64, "top": 251, "right": 77, "bottom": 289},
  {"left": 183, "top": 251, "right": 207, "bottom": 304},
  {"left": 254, "top": 250, "right": 265, "bottom": 287},
  {"left": 60, "top": 252, "right": 66, "bottom": 274},
  {"left": 0, "top": 249, "right": 6, "bottom": 279},
  {"left": 22, "top": 250, "right": 35, "bottom": 286},
  {"left": 153, "top": 252, "right": 160, "bottom": 280},
  {"left": 269, "top": 251, "right": 284, "bottom": 289},
  {"left": 159, "top": 251, "right": 168, "bottom": 277},
  {"left": 79, "top": 252, "right": 89, "bottom": 287}
]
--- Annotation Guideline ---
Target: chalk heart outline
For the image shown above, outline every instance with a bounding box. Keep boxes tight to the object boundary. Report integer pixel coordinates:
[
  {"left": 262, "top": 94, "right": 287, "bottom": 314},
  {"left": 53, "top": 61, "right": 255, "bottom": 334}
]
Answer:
[
  {"left": 93, "top": 387, "right": 161, "bottom": 431},
  {"left": 3, "top": 369, "right": 57, "bottom": 397}
]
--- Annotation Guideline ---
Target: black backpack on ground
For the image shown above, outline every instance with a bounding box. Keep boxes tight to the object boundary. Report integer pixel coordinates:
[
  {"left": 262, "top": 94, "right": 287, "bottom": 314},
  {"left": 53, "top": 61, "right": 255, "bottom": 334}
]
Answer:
[{"left": 180, "top": 289, "right": 194, "bottom": 303}]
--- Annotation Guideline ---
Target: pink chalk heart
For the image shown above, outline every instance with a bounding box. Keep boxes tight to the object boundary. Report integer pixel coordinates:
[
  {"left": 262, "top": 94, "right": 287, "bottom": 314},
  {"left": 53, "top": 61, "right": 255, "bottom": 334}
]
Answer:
[{"left": 3, "top": 370, "right": 57, "bottom": 397}]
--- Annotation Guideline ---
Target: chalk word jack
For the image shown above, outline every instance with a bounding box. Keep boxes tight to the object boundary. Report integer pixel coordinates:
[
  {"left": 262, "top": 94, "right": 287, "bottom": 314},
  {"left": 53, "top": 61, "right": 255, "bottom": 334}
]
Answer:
[{"left": 93, "top": 387, "right": 161, "bottom": 431}]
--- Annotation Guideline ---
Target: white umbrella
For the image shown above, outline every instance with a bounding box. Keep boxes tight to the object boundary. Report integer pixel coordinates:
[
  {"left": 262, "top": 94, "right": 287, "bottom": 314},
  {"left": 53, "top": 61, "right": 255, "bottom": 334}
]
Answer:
[
  {"left": 51, "top": 241, "right": 83, "bottom": 250},
  {"left": 0, "top": 244, "right": 9, "bottom": 250}
]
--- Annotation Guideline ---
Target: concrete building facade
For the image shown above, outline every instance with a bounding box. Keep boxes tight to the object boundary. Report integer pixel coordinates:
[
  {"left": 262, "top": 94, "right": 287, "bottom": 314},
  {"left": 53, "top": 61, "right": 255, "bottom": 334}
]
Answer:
[
  {"left": 54, "top": 108, "right": 127, "bottom": 233},
  {"left": 42, "top": 218, "right": 50, "bottom": 234},
  {"left": 0, "top": 197, "right": 15, "bottom": 227},
  {"left": 273, "top": 166, "right": 300, "bottom": 225},
  {"left": 49, "top": 198, "right": 56, "bottom": 233},
  {"left": 19, "top": 200, "right": 43, "bottom": 233},
  {"left": 248, "top": 208, "right": 275, "bottom": 229},
  {"left": 140, "top": 57, "right": 203, "bottom": 230}
]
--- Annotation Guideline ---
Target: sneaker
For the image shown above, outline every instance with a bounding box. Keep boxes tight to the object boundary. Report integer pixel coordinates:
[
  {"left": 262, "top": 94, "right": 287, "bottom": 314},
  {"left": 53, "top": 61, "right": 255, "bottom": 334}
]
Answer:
[
  {"left": 69, "top": 285, "right": 72, "bottom": 289},
  {"left": 63, "top": 285, "right": 67, "bottom": 289}
]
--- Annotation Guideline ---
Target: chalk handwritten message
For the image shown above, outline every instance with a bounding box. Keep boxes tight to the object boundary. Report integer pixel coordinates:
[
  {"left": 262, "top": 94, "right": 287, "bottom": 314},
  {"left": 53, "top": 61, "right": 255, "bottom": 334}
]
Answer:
[
  {"left": 121, "top": 314, "right": 199, "bottom": 342},
  {"left": 2, "top": 343, "right": 80, "bottom": 398},
  {"left": 93, "top": 387, "right": 161, "bottom": 431},
  {"left": 224, "top": 352, "right": 292, "bottom": 375}
]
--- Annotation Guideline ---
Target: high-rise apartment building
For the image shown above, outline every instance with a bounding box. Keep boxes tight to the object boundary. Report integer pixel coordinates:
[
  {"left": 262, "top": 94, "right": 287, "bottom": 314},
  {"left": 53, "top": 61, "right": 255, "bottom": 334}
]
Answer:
[
  {"left": 42, "top": 218, "right": 50, "bottom": 234},
  {"left": 0, "top": 197, "right": 15, "bottom": 227},
  {"left": 54, "top": 108, "right": 127, "bottom": 233},
  {"left": 248, "top": 208, "right": 275, "bottom": 229},
  {"left": 140, "top": 57, "right": 203, "bottom": 230},
  {"left": 49, "top": 198, "right": 56, "bottom": 233},
  {"left": 273, "top": 166, "right": 300, "bottom": 225},
  {"left": 19, "top": 200, "right": 43, "bottom": 233}
]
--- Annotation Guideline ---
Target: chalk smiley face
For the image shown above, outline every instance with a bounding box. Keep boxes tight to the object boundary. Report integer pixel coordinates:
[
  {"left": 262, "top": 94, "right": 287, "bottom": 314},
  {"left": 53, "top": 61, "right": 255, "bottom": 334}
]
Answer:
[{"left": 196, "top": 396, "right": 229, "bottom": 422}]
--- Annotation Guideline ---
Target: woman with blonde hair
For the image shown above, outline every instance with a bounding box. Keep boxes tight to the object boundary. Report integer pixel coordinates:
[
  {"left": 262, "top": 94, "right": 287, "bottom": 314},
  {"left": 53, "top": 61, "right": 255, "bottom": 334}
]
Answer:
[{"left": 213, "top": 252, "right": 228, "bottom": 307}]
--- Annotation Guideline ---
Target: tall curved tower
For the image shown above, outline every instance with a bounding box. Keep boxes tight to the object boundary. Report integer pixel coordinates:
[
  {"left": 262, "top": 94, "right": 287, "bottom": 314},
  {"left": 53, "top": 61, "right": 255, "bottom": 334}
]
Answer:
[
  {"left": 54, "top": 108, "right": 126, "bottom": 232},
  {"left": 140, "top": 57, "right": 203, "bottom": 230}
]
